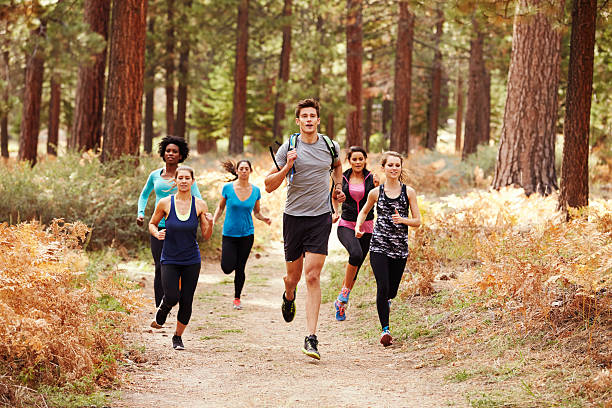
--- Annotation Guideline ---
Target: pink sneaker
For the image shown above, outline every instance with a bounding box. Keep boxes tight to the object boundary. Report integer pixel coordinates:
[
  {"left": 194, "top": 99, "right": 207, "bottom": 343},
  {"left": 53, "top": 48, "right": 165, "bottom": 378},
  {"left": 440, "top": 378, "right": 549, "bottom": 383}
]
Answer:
[{"left": 233, "top": 298, "right": 242, "bottom": 310}]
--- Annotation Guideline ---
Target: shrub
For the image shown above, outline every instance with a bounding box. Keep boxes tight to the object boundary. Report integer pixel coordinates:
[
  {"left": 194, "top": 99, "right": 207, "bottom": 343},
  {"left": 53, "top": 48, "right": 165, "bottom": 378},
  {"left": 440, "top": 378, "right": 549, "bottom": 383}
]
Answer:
[{"left": 0, "top": 220, "right": 143, "bottom": 405}]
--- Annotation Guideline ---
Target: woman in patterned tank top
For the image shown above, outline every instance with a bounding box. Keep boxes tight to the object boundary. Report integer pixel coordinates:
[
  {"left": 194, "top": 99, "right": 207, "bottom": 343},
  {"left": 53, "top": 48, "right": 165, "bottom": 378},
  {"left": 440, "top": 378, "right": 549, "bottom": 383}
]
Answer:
[{"left": 355, "top": 152, "right": 421, "bottom": 347}]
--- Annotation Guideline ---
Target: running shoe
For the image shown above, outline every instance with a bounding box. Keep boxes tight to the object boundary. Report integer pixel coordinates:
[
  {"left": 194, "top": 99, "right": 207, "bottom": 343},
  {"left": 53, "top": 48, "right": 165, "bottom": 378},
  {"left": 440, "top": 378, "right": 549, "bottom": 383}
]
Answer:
[
  {"left": 150, "top": 304, "right": 170, "bottom": 329},
  {"left": 233, "top": 298, "right": 242, "bottom": 310},
  {"left": 334, "top": 299, "right": 346, "bottom": 321},
  {"left": 281, "top": 290, "right": 296, "bottom": 322},
  {"left": 337, "top": 287, "right": 351, "bottom": 303},
  {"left": 380, "top": 328, "right": 393, "bottom": 347},
  {"left": 172, "top": 335, "right": 185, "bottom": 350},
  {"left": 302, "top": 334, "right": 320, "bottom": 360}
]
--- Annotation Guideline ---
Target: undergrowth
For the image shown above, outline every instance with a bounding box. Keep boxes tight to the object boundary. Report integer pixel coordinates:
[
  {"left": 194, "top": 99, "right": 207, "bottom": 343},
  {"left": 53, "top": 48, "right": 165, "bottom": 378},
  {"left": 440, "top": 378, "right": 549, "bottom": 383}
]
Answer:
[{"left": 0, "top": 220, "right": 144, "bottom": 406}]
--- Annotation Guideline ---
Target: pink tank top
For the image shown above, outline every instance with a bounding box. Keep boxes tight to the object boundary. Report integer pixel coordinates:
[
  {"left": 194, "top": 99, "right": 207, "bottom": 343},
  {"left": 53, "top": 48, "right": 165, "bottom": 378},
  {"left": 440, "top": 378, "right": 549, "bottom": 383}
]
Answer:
[{"left": 339, "top": 182, "right": 373, "bottom": 233}]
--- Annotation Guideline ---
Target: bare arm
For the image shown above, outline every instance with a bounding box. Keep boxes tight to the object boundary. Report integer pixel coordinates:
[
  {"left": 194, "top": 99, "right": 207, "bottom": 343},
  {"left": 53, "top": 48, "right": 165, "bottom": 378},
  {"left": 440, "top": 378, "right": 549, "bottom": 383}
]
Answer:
[
  {"left": 197, "top": 199, "right": 213, "bottom": 240},
  {"left": 330, "top": 159, "right": 345, "bottom": 202},
  {"left": 391, "top": 186, "right": 421, "bottom": 227},
  {"left": 253, "top": 200, "right": 271, "bottom": 225},
  {"left": 265, "top": 148, "right": 296, "bottom": 193},
  {"left": 355, "top": 187, "right": 379, "bottom": 238},
  {"left": 148, "top": 198, "right": 170, "bottom": 240},
  {"left": 212, "top": 196, "right": 226, "bottom": 226}
]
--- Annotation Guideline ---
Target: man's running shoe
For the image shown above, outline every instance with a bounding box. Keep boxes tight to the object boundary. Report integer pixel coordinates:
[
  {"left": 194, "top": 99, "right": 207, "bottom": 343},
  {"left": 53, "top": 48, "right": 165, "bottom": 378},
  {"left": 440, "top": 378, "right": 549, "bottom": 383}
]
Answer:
[
  {"left": 380, "top": 328, "right": 393, "bottom": 347},
  {"left": 337, "top": 286, "right": 351, "bottom": 303},
  {"left": 281, "top": 290, "right": 296, "bottom": 322},
  {"left": 172, "top": 335, "right": 185, "bottom": 350},
  {"left": 150, "top": 304, "right": 170, "bottom": 329},
  {"left": 302, "top": 334, "right": 320, "bottom": 360},
  {"left": 334, "top": 299, "right": 346, "bottom": 321},
  {"left": 233, "top": 298, "right": 242, "bottom": 310}
]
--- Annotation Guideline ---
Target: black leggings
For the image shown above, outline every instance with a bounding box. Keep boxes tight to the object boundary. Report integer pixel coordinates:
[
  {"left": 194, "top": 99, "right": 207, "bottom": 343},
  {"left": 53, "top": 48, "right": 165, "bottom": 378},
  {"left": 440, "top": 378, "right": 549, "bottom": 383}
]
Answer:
[
  {"left": 221, "top": 235, "right": 254, "bottom": 299},
  {"left": 150, "top": 229, "right": 165, "bottom": 308},
  {"left": 337, "top": 226, "right": 372, "bottom": 279},
  {"left": 369, "top": 251, "right": 407, "bottom": 329},
  {"left": 159, "top": 263, "right": 201, "bottom": 325}
]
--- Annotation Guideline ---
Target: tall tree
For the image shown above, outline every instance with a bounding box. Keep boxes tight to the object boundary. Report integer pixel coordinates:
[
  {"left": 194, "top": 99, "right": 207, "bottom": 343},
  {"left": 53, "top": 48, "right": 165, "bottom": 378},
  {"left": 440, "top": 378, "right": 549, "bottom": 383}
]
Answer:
[
  {"left": 47, "top": 74, "right": 60, "bottom": 155},
  {"left": 165, "top": 0, "right": 176, "bottom": 136},
  {"left": 462, "top": 18, "right": 489, "bottom": 159},
  {"left": 272, "top": 0, "right": 292, "bottom": 141},
  {"left": 364, "top": 95, "right": 373, "bottom": 151},
  {"left": 346, "top": 0, "right": 363, "bottom": 147},
  {"left": 101, "top": 0, "right": 148, "bottom": 161},
  {"left": 493, "top": 1, "right": 563, "bottom": 195},
  {"left": 1, "top": 50, "right": 9, "bottom": 158},
  {"left": 19, "top": 21, "right": 46, "bottom": 165},
  {"left": 455, "top": 75, "right": 463, "bottom": 153},
  {"left": 175, "top": 0, "right": 192, "bottom": 139},
  {"left": 559, "top": 0, "right": 597, "bottom": 212},
  {"left": 143, "top": 16, "right": 156, "bottom": 154},
  {"left": 391, "top": 0, "right": 414, "bottom": 154},
  {"left": 426, "top": 6, "right": 444, "bottom": 150},
  {"left": 71, "top": 0, "right": 111, "bottom": 151},
  {"left": 229, "top": 0, "right": 249, "bottom": 155}
]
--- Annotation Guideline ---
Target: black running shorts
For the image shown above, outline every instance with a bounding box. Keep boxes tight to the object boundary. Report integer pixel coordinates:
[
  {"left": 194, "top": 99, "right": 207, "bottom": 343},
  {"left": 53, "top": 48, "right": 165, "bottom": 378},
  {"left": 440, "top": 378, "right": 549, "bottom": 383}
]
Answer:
[{"left": 282, "top": 212, "right": 332, "bottom": 262}]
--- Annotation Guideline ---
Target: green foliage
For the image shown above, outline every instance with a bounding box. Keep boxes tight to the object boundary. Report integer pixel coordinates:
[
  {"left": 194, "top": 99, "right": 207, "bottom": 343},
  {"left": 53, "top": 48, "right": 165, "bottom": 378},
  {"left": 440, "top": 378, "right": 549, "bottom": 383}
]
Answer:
[{"left": 459, "top": 143, "right": 499, "bottom": 182}]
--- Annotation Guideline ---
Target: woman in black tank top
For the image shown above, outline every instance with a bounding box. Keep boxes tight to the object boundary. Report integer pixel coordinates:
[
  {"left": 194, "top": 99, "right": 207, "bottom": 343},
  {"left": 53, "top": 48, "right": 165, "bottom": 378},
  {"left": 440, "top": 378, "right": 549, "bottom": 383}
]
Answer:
[{"left": 355, "top": 152, "right": 421, "bottom": 347}]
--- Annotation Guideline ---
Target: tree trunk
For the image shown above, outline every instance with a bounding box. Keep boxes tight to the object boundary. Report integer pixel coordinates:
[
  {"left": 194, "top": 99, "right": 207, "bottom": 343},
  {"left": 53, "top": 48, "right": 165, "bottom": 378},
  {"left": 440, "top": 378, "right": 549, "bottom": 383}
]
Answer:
[
  {"left": 175, "top": 0, "right": 192, "bottom": 139},
  {"left": 479, "top": 68, "right": 491, "bottom": 146},
  {"left": 559, "top": 0, "right": 597, "bottom": 212},
  {"left": 391, "top": 1, "right": 413, "bottom": 154},
  {"left": 364, "top": 96, "right": 372, "bottom": 150},
  {"left": 197, "top": 138, "right": 217, "bottom": 154},
  {"left": 1, "top": 50, "right": 9, "bottom": 158},
  {"left": 19, "top": 22, "right": 46, "bottom": 165},
  {"left": 382, "top": 98, "right": 391, "bottom": 139},
  {"left": 346, "top": 0, "right": 363, "bottom": 147},
  {"left": 143, "top": 16, "right": 156, "bottom": 154},
  {"left": 101, "top": 0, "right": 148, "bottom": 162},
  {"left": 272, "top": 0, "right": 292, "bottom": 141},
  {"left": 165, "top": 0, "right": 175, "bottom": 136},
  {"left": 47, "top": 75, "right": 60, "bottom": 155},
  {"left": 455, "top": 75, "right": 463, "bottom": 153},
  {"left": 326, "top": 113, "right": 335, "bottom": 139},
  {"left": 426, "top": 7, "right": 443, "bottom": 150},
  {"left": 229, "top": 0, "right": 249, "bottom": 155},
  {"left": 463, "top": 19, "right": 488, "bottom": 159},
  {"left": 71, "top": 0, "right": 110, "bottom": 151},
  {"left": 493, "top": 1, "right": 562, "bottom": 195}
]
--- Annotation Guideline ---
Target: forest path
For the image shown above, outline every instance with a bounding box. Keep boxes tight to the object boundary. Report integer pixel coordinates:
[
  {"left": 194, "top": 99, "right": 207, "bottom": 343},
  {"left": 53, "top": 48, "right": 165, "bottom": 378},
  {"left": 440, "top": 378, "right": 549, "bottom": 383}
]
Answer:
[{"left": 113, "top": 236, "right": 466, "bottom": 407}]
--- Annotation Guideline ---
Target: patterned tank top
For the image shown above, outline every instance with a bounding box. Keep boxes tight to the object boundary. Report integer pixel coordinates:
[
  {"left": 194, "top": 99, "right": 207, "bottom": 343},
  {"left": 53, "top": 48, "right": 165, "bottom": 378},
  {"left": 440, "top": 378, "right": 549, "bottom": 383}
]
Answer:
[{"left": 369, "top": 184, "right": 410, "bottom": 259}]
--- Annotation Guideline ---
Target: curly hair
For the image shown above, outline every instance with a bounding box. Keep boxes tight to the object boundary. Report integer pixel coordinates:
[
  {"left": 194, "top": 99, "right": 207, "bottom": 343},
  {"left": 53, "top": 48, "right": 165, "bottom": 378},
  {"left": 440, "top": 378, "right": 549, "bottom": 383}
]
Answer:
[{"left": 158, "top": 135, "right": 189, "bottom": 163}]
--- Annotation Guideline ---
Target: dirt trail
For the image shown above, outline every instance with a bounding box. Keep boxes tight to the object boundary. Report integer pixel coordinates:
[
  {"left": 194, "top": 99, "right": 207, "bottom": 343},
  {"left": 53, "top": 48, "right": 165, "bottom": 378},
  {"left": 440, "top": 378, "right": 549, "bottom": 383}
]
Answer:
[{"left": 113, "top": 238, "right": 465, "bottom": 407}]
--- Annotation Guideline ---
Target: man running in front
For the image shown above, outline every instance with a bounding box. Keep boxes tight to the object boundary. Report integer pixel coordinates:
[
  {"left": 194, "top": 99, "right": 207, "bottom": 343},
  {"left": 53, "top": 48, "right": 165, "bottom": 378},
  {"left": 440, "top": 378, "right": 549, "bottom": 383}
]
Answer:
[{"left": 265, "top": 98, "right": 344, "bottom": 360}]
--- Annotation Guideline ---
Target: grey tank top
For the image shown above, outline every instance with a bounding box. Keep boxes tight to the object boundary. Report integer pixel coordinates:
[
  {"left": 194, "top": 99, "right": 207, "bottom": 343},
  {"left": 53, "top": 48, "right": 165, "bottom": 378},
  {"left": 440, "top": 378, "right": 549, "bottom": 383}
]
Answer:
[{"left": 369, "top": 184, "right": 410, "bottom": 259}]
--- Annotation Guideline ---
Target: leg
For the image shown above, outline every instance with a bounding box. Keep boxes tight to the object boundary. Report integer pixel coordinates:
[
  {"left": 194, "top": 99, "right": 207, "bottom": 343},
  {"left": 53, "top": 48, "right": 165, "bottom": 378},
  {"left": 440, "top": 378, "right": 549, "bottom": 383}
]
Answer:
[
  {"left": 284, "top": 256, "right": 303, "bottom": 301},
  {"left": 153, "top": 263, "right": 180, "bottom": 326},
  {"left": 387, "top": 257, "right": 408, "bottom": 300},
  {"left": 303, "top": 252, "right": 326, "bottom": 335},
  {"left": 176, "top": 263, "right": 201, "bottom": 327},
  {"left": 336, "top": 226, "right": 363, "bottom": 291},
  {"left": 369, "top": 252, "right": 391, "bottom": 330},
  {"left": 150, "top": 232, "right": 164, "bottom": 307},
  {"left": 233, "top": 235, "right": 254, "bottom": 299},
  {"left": 220, "top": 235, "right": 238, "bottom": 275}
]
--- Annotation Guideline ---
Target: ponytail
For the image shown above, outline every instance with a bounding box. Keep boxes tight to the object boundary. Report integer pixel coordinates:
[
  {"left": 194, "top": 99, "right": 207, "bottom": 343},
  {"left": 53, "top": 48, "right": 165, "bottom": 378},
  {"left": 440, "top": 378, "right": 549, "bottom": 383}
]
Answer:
[{"left": 220, "top": 159, "right": 252, "bottom": 181}]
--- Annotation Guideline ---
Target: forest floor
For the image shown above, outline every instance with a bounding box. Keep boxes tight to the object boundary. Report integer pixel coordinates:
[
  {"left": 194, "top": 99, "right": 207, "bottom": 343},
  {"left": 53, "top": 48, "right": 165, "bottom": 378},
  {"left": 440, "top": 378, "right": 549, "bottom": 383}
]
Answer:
[{"left": 112, "top": 234, "right": 470, "bottom": 408}]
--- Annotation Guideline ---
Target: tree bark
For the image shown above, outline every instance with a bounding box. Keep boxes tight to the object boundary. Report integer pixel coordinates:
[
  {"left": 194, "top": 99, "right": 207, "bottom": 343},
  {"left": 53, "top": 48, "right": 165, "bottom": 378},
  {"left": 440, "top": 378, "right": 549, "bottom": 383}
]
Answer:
[
  {"left": 272, "top": 0, "right": 292, "bottom": 141},
  {"left": 143, "top": 16, "right": 156, "bottom": 154},
  {"left": 559, "top": 0, "right": 597, "bottom": 212},
  {"left": 382, "top": 98, "right": 391, "bottom": 139},
  {"left": 197, "top": 138, "right": 217, "bottom": 154},
  {"left": 455, "top": 75, "right": 463, "bottom": 153},
  {"left": 175, "top": 0, "right": 192, "bottom": 139},
  {"left": 101, "top": 0, "right": 148, "bottom": 162},
  {"left": 165, "top": 0, "right": 175, "bottom": 136},
  {"left": 426, "top": 7, "right": 444, "bottom": 150},
  {"left": 71, "top": 0, "right": 110, "bottom": 151},
  {"left": 326, "top": 113, "right": 335, "bottom": 139},
  {"left": 47, "top": 75, "right": 60, "bottom": 155},
  {"left": 391, "top": 1, "right": 413, "bottom": 154},
  {"left": 1, "top": 50, "right": 9, "bottom": 158},
  {"left": 229, "top": 0, "right": 249, "bottom": 155},
  {"left": 19, "top": 22, "right": 46, "bottom": 165},
  {"left": 346, "top": 0, "right": 363, "bottom": 147},
  {"left": 364, "top": 96, "right": 372, "bottom": 150},
  {"left": 493, "top": 1, "right": 562, "bottom": 195},
  {"left": 463, "top": 19, "right": 489, "bottom": 159}
]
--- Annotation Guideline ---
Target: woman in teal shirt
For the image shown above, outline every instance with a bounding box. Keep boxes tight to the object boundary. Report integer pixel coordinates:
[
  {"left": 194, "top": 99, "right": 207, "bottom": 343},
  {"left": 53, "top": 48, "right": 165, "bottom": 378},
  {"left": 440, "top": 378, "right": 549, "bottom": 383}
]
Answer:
[
  {"left": 137, "top": 136, "right": 202, "bottom": 308},
  {"left": 213, "top": 159, "right": 271, "bottom": 310}
]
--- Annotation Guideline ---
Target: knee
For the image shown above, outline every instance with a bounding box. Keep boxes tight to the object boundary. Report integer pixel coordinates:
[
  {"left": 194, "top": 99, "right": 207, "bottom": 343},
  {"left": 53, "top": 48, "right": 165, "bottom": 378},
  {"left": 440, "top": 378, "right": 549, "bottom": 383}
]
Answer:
[
  {"left": 348, "top": 251, "right": 363, "bottom": 267},
  {"left": 304, "top": 270, "right": 320, "bottom": 287},
  {"left": 164, "top": 293, "right": 179, "bottom": 307},
  {"left": 221, "top": 263, "right": 233, "bottom": 275},
  {"left": 283, "top": 274, "right": 300, "bottom": 288}
]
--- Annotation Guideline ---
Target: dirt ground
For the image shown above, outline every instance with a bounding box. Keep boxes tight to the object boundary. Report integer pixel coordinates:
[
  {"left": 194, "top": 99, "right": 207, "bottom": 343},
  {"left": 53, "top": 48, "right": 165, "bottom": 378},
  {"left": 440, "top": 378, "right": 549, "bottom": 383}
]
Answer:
[{"left": 113, "top": 236, "right": 467, "bottom": 408}]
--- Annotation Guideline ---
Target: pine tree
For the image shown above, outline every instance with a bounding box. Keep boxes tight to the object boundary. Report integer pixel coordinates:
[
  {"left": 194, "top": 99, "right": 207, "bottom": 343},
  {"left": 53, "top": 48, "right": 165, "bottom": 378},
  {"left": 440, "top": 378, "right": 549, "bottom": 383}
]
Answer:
[{"left": 229, "top": 0, "right": 249, "bottom": 154}]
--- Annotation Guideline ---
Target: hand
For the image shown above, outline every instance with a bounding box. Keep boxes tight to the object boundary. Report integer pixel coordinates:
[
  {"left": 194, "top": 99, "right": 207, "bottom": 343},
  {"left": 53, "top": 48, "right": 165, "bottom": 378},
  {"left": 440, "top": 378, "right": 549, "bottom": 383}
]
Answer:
[
  {"left": 156, "top": 229, "right": 166, "bottom": 240},
  {"left": 373, "top": 173, "right": 380, "bottom": 186},
  {"left": 136, "top": 216, "right": 144, "bottom": 226},
  {"left": 392, "top": 209, "right": 403, "bottom": 224},
  {"left": 286, "top": 149, "right": 298, "bottom": 167},
  {"left": 355, "top": 228, "right": 363, "bottom": 238},
  {"left": 332, "top": 213, "right": 340, "bottom": 223},
  {"left": 205, "top": 212, "right": 213, "bottom": 223},
  {"left": 263, "top": 217, "right": 272, "bottom": 226},
  {"left": 333, "top": 188, "right": 346, "bottom": 203}
]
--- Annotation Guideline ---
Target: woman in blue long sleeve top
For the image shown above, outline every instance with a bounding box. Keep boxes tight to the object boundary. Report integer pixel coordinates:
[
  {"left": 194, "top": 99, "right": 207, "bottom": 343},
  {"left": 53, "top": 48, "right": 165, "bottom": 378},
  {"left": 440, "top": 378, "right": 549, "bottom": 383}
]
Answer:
[{"left": 137, "top": 136, "right": 202, "bottom": 308}]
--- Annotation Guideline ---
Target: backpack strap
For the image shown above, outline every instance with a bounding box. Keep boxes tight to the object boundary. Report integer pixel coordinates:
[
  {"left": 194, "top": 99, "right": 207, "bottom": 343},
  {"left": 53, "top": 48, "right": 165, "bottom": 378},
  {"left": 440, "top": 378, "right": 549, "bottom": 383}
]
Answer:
[{"left": 320, "top": 134, "right": 338, "bottom": 171}]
